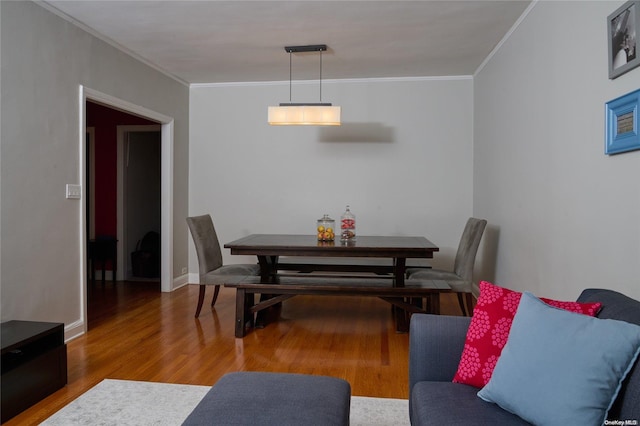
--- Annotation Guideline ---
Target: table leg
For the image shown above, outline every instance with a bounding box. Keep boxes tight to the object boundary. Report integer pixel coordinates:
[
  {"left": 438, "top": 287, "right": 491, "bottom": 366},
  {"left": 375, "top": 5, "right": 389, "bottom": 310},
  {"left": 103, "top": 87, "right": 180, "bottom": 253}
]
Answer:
[
  {"left": 428, "top": 294, "right": 441, "bottom": 315},
  {"left": 393, "top": 257, "right": 408, "bottom": 332},
  {"left": 256, "top": 255, "right": 280, "bottom": 328},
  {"left": 393, "top": 257, "right": 406, "bottom": 287},
  {"left": 235, "top": 288, "right": 248, "bottom": 338},
  {"left": 257, "top": 255, "right": 279, "bottom": 279}
]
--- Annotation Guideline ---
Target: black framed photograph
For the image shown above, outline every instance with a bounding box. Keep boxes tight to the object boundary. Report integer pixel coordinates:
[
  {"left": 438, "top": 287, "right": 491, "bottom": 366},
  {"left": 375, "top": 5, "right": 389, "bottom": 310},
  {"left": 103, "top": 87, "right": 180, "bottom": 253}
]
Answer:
[
  {"left": 608, "top": 1, "right": 640, "bottom": 79},
  {"left": 605, "top": 88, "right": 640, "bottom": 155}
]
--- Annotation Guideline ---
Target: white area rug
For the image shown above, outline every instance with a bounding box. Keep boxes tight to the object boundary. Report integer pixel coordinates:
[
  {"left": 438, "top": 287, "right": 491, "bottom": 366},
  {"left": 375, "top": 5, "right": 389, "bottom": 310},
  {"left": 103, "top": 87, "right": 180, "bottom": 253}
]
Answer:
[{"left": 41, "top": 379, "right": 409, "bottom": 426}]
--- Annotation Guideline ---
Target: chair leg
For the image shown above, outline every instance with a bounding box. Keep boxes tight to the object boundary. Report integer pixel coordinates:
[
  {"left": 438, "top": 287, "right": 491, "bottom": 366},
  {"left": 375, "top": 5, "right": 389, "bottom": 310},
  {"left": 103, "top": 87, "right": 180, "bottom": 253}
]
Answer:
[
  {"left": 211, "top": 285, "right": 221, "bottom": 307},
  {"left": 456, "top": 293, "right": 467, "bottom": 316},
  {"left": 195, "top": 285, "right": 206, "bottom": 318}
]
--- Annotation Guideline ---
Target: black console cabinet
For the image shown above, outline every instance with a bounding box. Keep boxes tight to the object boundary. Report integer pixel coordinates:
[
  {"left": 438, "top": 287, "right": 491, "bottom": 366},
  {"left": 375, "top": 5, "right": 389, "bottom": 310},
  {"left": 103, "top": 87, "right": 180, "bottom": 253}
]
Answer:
[{"left": 1, "top": 321, "right": 67, "bottom": 423}]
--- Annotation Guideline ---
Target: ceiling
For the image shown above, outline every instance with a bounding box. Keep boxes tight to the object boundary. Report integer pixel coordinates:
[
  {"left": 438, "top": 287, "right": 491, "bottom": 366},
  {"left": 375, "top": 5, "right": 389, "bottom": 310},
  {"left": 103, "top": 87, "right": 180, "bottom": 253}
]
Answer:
[{"left": 42, "top": 1, "right": 531, "bottom": 85}]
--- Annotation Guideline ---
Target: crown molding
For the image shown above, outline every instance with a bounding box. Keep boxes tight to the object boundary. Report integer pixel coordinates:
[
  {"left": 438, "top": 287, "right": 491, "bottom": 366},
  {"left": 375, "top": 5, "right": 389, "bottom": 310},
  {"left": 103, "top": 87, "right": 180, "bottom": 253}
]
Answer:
[
  {"left": 474, "top": 0, "right": 538, "bottom": 77},
  {"left": 36, "top": 1, "right": 190, "bottom": 88},
  {"left": 190, "top": 75, "right": 473, "bottom": 89}
]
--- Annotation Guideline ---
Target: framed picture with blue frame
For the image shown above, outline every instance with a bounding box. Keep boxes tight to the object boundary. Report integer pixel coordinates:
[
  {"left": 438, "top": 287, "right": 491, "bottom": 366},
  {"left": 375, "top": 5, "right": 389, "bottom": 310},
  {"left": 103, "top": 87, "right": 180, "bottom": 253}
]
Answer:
[{"left": 605, "top": 88, "right": 640, "bottom": 155}]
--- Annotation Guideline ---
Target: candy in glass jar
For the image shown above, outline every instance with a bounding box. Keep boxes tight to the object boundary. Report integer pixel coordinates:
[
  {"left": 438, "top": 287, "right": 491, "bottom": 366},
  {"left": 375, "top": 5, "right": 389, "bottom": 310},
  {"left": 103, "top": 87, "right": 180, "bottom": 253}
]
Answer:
[
  {"left": 340, "top": 205, "right": 356, "bottom": 241},
  {"left": 316, "top": 214, "right": 335, "bottom": 241}
]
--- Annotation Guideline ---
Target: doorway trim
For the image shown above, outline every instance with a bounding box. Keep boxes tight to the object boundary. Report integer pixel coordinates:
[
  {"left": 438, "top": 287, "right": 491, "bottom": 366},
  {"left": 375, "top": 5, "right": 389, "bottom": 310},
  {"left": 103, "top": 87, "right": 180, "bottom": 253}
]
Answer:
[
  {"left": 79, "top": 85, "right": 175, "bottom": 330},
  {"left": 86, "top": 127, "right": 96, "bottom": 240}
]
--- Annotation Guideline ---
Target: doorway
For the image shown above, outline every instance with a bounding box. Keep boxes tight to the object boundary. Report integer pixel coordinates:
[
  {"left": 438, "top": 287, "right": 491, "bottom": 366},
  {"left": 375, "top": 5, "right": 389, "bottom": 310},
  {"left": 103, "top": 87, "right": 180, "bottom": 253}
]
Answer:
[
  {"left": 86, "top": 102, "right": 159, "bottom": 280},
  {"left": 117, "top": 126, "right": 161, "bottom": 281},
  {"left": 80, "top": 86, "right": 175, "bottom": 334}
]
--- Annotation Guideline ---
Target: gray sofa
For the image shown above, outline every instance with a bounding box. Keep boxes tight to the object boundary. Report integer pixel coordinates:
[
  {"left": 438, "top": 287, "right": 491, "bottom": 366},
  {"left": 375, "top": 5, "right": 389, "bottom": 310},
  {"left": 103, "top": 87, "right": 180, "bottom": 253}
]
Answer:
[{"left": 409, "top": 288, "right": 640, "bottom": 425}]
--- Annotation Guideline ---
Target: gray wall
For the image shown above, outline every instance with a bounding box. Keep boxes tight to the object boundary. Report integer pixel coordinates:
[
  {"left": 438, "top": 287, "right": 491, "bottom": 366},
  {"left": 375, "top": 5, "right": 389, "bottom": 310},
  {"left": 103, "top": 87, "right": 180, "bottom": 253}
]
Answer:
[
  {"left": 474, "top": 1, "right": 640, "bottom": 301},
  {"left": 3, "top": 0, "right": 638, "bottom": 343},
  {"left": 189, "top": 78, "right": 474, "bottom": 274},
  {"left": 0, "top": 1, "right": 190, "bottom": 338}
]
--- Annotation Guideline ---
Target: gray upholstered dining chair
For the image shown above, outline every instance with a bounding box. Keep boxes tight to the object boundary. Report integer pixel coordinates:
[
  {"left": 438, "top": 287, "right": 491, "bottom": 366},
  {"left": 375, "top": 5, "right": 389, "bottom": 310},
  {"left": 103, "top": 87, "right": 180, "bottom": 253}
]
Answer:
[
  {"left": 186, "top": 214, "right": 260, "bottom": 318},
  {"left": 406, "top": 217, "right": 487, "bottom": 316}
]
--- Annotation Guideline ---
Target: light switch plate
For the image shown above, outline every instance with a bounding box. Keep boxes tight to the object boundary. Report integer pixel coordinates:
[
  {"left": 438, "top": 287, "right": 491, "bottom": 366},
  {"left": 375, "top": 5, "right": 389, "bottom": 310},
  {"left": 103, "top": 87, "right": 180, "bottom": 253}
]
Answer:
[{"left": 66, "top": 184, "right": 82, "bottom": 199}]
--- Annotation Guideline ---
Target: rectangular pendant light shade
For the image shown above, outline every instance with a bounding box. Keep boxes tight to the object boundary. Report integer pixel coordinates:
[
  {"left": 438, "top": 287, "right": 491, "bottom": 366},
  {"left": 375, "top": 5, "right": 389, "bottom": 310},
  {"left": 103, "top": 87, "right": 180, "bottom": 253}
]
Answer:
[
  {"left": 268, "top": 45, "right": 341, "bottom": 126},
  {"left": 268, "top": 104, "right": 341, "bottom": 126}
]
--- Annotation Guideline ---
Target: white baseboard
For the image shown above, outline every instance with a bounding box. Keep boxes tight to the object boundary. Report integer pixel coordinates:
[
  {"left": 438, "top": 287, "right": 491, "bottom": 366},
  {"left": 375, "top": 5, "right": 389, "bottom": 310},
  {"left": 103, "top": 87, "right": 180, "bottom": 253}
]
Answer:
[
  {"left": 172, "top": 273, "right": 189, "bottom": 290},
  {"left": 188, "top": 272, "right": 199, "bottom": 284},
  {"left": 65, "top": 318, "right": 86, "bottom": 342}
]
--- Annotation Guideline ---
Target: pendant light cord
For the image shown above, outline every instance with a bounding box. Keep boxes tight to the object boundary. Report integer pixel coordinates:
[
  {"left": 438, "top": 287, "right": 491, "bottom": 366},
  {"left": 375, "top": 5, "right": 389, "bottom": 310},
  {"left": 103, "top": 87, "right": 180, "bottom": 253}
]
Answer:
[{"left": 284, "top": 45, "right": 327, "bottom": 104}]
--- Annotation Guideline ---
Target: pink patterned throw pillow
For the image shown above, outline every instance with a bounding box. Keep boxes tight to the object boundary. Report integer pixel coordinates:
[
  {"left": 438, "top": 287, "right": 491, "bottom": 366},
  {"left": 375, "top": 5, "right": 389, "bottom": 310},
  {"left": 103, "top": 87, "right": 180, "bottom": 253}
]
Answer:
[{"left": 452, "top": 281, "right": 601, "bottom": 388}]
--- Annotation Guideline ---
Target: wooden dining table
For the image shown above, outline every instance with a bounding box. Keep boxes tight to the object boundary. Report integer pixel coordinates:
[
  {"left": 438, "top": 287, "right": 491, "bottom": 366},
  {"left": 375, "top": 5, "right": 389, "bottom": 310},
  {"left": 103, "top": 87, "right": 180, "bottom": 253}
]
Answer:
[
  {"left": 224, "top": 234, "right": 441, "bottom": 334},
  {"left": 224, "top": 234, "right": 439, "bottom": 283}
]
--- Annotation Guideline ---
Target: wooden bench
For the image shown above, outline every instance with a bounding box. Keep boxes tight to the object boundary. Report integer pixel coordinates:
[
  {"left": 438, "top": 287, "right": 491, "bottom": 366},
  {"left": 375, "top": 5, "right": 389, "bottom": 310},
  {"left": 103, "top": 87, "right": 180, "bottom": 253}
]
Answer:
[
  {"left": 224, "top": 276, "right": 451, "bottom": 337},
  {"left": 274, "top": 256, "right": 432, "bottom": 276}
]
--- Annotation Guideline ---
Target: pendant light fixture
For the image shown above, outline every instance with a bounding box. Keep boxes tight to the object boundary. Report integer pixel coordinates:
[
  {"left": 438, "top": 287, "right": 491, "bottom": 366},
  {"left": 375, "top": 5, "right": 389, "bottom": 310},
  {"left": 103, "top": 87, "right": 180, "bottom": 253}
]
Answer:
[{"left": 268, "top": 44, "right": 341, "bottom": 126}]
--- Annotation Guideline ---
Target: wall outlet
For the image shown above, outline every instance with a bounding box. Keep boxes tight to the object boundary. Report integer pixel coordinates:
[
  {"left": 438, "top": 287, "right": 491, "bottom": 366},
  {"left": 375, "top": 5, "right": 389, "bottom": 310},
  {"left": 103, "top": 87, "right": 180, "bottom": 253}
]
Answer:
[{"left": 181, "top": 267, "right": 187, "bottom": 274}]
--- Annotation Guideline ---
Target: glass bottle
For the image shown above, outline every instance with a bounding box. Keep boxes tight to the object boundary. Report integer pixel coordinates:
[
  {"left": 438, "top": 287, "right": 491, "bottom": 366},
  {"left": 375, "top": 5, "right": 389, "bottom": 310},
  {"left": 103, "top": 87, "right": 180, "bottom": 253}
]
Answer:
[
  {"left": 316, "top": 214, "right": 335, "bottom": 241},
  {"left": 340, "top": 205, "right": 356, "bottom": 242}
]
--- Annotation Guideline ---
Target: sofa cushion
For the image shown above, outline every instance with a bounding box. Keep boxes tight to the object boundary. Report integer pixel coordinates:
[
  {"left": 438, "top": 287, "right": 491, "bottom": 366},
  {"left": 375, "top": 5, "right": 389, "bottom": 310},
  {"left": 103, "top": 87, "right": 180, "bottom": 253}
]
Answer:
[
  {"left": 411, "top": 381, "right": 531, "bottom": 426},
  {"left": 477, "top": 292, "right": 640, "bottom": 426},
  {"left": 453, "top": 281, "right": 601, "bottom": 388}
]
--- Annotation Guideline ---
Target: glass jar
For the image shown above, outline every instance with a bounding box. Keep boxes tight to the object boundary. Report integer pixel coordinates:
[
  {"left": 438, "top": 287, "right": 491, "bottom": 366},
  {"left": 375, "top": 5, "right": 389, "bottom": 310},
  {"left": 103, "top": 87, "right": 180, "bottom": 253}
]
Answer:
[
  {"left": 316, "top": 214, "right": 335, "bottom": 241},
  {"left": 340, "top": 205, "right": 356, "bottom": 242}
]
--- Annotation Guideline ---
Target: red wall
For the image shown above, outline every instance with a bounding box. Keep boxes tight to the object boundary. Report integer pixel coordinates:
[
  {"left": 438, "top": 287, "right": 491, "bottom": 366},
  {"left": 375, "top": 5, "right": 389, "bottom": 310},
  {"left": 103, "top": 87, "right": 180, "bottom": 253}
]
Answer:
[{"left": 86, "top": 102, "right": 156, "bottom": 238}]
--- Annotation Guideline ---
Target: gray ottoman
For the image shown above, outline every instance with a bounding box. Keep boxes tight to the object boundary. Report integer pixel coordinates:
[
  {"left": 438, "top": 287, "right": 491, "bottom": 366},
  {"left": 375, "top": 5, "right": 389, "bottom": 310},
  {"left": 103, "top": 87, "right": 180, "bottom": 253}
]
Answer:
[{"left": 183, "top": 372, "right": 351, "bottom": 426}]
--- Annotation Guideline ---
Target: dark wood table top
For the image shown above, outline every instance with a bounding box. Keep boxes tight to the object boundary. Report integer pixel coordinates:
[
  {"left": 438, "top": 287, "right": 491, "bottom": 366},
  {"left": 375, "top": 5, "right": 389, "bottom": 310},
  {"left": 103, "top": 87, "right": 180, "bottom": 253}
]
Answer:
[
  {"left": 224, "top": 234, "right": 439, "bottom": 258},
  {"left": 1, "top": 320, "right": 64, "bottom": 353}
]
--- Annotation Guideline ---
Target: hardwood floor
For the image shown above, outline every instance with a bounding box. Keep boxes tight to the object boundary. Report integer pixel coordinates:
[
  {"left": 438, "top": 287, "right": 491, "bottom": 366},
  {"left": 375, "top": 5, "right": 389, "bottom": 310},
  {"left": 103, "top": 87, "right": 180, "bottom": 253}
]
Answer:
[{"left": 5, "top": 281, "right": 464, "bottom": 425}]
